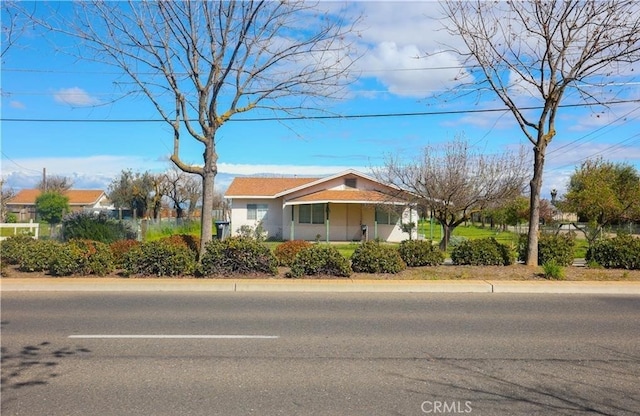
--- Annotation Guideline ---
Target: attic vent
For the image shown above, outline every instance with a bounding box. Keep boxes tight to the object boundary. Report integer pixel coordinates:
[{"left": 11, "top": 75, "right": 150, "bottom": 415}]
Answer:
[{"left": 345, "top": 178, "right": 357, "bottom": 188}]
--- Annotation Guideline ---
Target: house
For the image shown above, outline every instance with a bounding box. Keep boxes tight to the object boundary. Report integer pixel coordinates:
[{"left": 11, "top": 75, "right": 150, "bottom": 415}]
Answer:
[
  {"left": 224, "top": 169, "right": 418, "bottom": 242},
  {"left": 5, "top": 189, "right": 112, "bottom": 221}
]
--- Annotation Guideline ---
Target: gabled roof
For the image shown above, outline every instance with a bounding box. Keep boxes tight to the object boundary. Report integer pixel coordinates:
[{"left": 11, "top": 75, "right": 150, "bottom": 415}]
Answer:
[
  {"left": 6, "top": 189, "right": 107, "bottom": 206},
  {"left": 224, "top": 170, "right": 412, "bottom": 205},
  {"left": 273, "top": 169, "right": 386, "bottom": 198},
  {"left": 225, "top": 177, "right": 320, "bottom": 198}
]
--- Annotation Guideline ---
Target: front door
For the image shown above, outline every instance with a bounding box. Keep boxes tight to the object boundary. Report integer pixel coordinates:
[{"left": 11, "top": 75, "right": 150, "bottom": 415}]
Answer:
[{"left": 346, "top": 204, "right": 362, "bottom": 241}]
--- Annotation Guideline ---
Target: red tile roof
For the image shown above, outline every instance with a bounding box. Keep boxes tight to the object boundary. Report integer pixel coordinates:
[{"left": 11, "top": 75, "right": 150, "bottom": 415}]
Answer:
[
  {"left": 6, "top": 189, "right": 107, "bottom": 206},
  {"left": 225, "top": 177, "right": 320, "bottom": 197}
]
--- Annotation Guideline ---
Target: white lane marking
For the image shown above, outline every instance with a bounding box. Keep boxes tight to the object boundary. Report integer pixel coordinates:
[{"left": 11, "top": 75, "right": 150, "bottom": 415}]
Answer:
[{"left": 68, "top": 335, "right": 279, "bottom": 339}]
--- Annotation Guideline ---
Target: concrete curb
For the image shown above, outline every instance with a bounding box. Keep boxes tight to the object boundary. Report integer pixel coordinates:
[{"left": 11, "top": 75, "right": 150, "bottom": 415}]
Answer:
[
  {"left": 2, "top": 278, "right": 640, "bottom": 294},
  {"left": 488, "top": 280, "right": 640, "bottom": 294}
]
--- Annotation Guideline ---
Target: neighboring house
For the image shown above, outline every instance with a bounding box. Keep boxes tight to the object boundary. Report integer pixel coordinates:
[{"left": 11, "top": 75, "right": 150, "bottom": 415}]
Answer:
[
  {"left": 5, "top": 189, "right": 113, "bottom": 221},
  {"left": 224, "top": 169, "right": 418, "bottom": 242}
]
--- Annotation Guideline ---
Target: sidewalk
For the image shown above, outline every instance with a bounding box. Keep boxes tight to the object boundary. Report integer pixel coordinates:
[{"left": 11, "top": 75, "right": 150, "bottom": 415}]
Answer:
[{"left": 2, "top": 278, "right": 640, "bottom": 294}]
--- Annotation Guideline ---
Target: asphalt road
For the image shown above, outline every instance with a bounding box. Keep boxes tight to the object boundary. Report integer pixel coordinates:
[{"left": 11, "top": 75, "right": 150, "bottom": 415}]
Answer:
[{"left": 1, "top": 292, "right": 639, "bottom": 416}]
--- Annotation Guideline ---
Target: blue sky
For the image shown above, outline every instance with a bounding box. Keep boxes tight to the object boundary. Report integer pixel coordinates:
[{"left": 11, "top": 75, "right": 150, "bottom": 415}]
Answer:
[{"left": 2, "top": 1, "right": 639, "bottom": 200}]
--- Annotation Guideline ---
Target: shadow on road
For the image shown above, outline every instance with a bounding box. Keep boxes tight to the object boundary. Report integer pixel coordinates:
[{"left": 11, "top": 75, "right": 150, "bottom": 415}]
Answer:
[
  {"left": 1, "top": 322, "right": 91, "bottom": 392},
  {"left": 392, "top": 351, "right": 640, "bottom": 416}
]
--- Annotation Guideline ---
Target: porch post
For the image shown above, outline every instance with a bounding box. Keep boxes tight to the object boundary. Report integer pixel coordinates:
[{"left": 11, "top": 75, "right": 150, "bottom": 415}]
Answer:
[
  {"left": 325, "top": 203, "right": 330, "bottom": 243},
  {"left": 290, "top": 205, "right": 294, "bottom": 241}
]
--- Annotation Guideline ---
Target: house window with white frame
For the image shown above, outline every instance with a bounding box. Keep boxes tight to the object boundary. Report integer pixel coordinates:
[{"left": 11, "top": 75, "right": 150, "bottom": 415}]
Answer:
[
  {"left": 375, "top": 206, "right": 400, "bottom": 225},
  {"left": 298, "top": 203, "right": 325, "bottom": 224},
  {"left": 247, "top": 204, "right": 268, "bottom": 221}
]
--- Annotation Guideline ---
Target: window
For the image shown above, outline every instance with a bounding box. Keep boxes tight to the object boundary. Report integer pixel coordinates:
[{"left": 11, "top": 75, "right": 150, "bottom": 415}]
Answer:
[
  {"left": 247, "top": 204, "right": 268, "bottom": 221},
  {"left": 298, "top": 203, "right": 325, "bottom": 224},
  {"left": 375, "top": 206, "right": 400, "bottom": 225},
  {"left": 299, "top": 204, "right": 311, "bottom": 223}
]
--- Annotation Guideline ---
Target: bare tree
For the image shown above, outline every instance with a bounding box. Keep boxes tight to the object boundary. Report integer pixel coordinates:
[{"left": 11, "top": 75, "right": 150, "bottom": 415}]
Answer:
[
  {"left": 1, "top": 179, "right": 16, "bottom": 222},
  {"left": 36, "top": 175, "right": 73, "bottom": 193},
  {"left": 441, "top": 1, "right": 640, "bottom": 265},
  {"left": 375, "top": 138, "right": 528, "bottom": 251},
  {"left": 163, "top": 167, "right": 202, "bottom": 220},
  {"left": 22, "top": 1, "right": 359, "bottom": 255},
  {"left": 1, "top": 0, "right": 29, "bottom": 61}
]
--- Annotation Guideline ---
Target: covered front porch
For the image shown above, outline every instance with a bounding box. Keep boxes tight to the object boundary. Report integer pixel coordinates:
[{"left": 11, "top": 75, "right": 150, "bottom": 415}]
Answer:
[{"left": 282, "top": 200, "right": 417, "bottom": 243}]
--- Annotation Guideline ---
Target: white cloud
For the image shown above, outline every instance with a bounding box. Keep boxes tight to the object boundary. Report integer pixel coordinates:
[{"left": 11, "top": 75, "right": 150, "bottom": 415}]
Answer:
[
  {"left": 1, "top": 155, "right": 168, "bottom": 190},
  {"left": 356, "top": 43, "right": 466, "bottom": 97},
  {"left": 53, "top": 87, "right": 100, "bottom": 107},
  {"left": 344, "top": 2, "right": 468, "bottom": 98}
]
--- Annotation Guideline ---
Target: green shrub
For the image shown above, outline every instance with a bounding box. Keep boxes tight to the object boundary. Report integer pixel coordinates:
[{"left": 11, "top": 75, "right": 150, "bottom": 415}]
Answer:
[
  {"left": 350, "top": 241, "right": 406, "bottom": 274},
  {"left": 0, "top": 235, "right": 37, "bottom": 265},
  {"left": 17, "top": 239, "right": 62, "bottom": 272},
  {"left": 398, "top": 240, "right": 445, "bottom": 267},
  {"left": 122, "top": 240, "right": 197, "bottom": 276},
  {"left": 197, "top": 238, "right": 226, "bottom": 276},
  {"left": 586, "top": 234, "right": 640, "bottom": 270},
  {"left": 62, "top": 211, "right": 136, "bottom": 243},
  {"left": 198, "top": 237, "right": 278, "bottom": 276},
  {"left": 587, "top": 260, "right": 603, "bottom": 269},
  {"left": 451, "top": 237, "right": 514, "bottom": 266},
  {"left": 288, "top": 244, "right": 351, "bottom": 278},
  {"left": 159, "top": 234, "right": 200, "bottom": 254},
  {"left": 109, "top": 239, "right": 141, "bottom": 268},
  {"left": 49, "top": 239, "right": 115, "bottom": 276},
  {"left": 274, "top": 240, "right": 313, "bottom": 267},
  {"left": 518, "top": 233, "right": 575, "bottom": 266},
  {"left": 542, "top": 259, "right": 565, "bottom": 280}
]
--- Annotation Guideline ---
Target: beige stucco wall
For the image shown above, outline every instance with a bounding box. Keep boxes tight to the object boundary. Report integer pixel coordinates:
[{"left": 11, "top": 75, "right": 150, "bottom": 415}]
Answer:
[{"left": 228, "top": 173, "right": 418, "bottom": 242}]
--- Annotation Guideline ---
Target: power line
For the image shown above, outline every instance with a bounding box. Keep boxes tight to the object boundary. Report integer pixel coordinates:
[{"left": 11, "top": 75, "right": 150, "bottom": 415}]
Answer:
[
  {"left": 547, "top": 106, "right": 640, "bottom": 156},
  {"left": 547, "top": 133, "right": 640, "bottom": 173},
  {"left": 2, "top": 99, "right": 639, "bottom": 123},
  {"left": 0, "top": 151, "right": 43, "bottom": 174}
]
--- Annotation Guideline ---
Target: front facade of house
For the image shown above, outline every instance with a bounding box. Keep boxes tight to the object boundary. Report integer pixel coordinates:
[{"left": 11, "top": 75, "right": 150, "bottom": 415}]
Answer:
[
  {"left": 5, "top": 189, "right": 112, "bottom": 221},
  {"left": 224, "top": 170, "right": 417, "bottom": 242}
]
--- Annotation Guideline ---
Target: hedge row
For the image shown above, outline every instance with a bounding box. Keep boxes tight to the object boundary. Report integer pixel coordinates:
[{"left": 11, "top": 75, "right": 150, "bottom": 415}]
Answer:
[
  {"left": 0, "top": 235, "right": 277, "bottom": 278},
  {"left": 0, "top": 236, "right": 447, "bottom": 278},
  {"left": 3, "top": 234, "right": 637, "bottom": 278}
]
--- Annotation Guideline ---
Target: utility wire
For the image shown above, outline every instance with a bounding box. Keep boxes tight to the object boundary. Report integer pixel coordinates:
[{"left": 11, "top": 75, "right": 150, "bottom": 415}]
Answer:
[
  {"left": 2, "top": 99, "right": 639, "bottom": 123},
  {"left": 0, "top": 151, "right": 43, "bottom": 173},
  {"left": 547, "top": 133, "right": 640, "bottom": 172},
  {"left": 547, "top": 106, "right": 640, "bottom": 156}
]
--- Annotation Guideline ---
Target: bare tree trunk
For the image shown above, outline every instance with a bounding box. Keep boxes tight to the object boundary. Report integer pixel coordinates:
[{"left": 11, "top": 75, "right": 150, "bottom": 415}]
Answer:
[
  {"left": 439, "top": 223, "right": 455, "bottom": 252},
  {"left": 525, "top": 146, "right": 546, "bottom": 266},
  {"left": 198, "top": 144, "right": 217, "bottom": 256}
]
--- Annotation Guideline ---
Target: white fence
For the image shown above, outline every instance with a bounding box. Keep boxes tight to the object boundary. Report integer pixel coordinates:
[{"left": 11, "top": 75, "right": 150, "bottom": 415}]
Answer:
[{"left": 0, "top": 222, "right": 40, "bottom": 240}]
